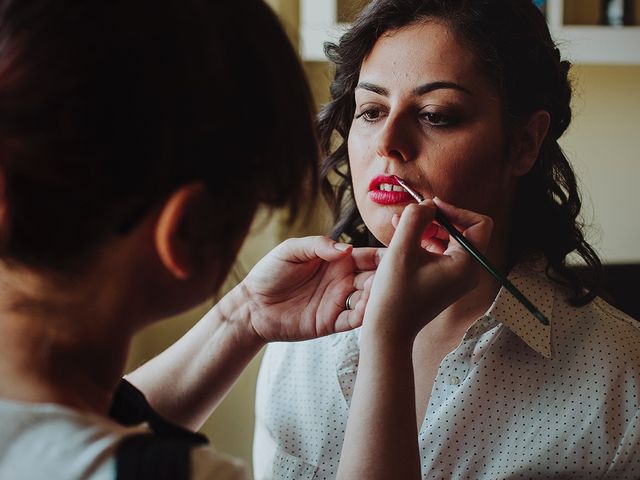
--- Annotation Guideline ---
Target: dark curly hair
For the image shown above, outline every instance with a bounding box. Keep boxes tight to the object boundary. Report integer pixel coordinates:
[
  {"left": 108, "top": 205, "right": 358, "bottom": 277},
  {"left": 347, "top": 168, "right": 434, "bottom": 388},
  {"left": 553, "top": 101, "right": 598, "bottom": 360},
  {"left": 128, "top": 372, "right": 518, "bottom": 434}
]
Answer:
[
  {"left": 319, "top": 0, "right": 601, "bottom": 305},
  {"left": 0, "top": 0, "right": 318, "bottom": 271}
]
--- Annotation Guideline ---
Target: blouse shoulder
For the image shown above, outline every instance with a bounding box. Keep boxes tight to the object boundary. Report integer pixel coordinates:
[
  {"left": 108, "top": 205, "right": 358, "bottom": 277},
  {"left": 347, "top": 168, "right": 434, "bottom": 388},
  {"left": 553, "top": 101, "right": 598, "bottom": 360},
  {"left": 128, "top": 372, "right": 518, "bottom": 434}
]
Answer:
[{"left": 552, "top": 291, "right": 640, "bottom": 372}]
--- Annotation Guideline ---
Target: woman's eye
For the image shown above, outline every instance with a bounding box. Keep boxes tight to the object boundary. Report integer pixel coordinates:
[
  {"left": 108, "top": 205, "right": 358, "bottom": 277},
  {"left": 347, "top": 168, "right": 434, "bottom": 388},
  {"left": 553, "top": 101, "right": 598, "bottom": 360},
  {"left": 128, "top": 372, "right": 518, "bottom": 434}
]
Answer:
[
  {"left": 355, "top": 108, "right": 384, "bottom": 123},
  {"left": 421, "top": 111, "right": 454, "bottom": 127}
]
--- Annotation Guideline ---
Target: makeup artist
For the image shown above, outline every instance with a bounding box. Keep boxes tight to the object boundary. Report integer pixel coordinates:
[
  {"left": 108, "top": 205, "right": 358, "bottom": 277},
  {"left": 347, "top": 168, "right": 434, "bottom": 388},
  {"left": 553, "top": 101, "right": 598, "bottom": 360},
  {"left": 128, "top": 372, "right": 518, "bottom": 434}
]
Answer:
[
  {"left": 0, "top": 0, "right": 397, "bottom": 478},
  {"left": 250, "top": 0, "right": 640, "bottom": 478}
]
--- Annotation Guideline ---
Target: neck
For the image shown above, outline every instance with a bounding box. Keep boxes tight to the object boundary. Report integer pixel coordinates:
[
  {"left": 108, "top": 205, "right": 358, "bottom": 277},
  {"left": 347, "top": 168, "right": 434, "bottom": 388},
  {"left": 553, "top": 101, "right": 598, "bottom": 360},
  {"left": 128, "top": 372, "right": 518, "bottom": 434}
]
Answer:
[
  {"left": 424, "top": 220, "right": 511, "bottom": 345},
  {"left": 436, "top": 269, "right": 501, "bottom": 337},
  {"left": 0, "top": 320, "right": 131, "bottom": 414},
  {"left": 0, "top": 259, "right": 137, "bottom": 415}
]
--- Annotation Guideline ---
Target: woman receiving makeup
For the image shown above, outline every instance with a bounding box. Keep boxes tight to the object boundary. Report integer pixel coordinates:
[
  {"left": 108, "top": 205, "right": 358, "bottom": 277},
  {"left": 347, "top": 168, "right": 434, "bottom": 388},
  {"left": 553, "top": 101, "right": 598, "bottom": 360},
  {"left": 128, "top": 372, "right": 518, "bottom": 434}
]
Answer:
[{"left": 250, "top": 0, "right": 640, "bottom": 478}]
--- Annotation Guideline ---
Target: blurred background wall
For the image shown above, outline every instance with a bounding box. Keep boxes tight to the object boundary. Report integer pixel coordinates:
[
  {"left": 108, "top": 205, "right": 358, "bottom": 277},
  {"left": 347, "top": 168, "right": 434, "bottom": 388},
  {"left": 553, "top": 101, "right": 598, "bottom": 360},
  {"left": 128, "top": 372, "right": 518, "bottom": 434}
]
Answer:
[{"left": 125, "top": 1, "right": 640, "bottom": 476}]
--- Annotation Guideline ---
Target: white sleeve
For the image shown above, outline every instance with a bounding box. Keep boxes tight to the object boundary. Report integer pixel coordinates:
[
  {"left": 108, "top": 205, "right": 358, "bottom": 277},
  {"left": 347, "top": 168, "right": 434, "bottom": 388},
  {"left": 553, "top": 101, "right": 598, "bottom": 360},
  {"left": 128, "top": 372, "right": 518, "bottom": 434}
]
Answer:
[
  {"left": 190, "top": 445, "right": 250, "bottom": 480},
  {"left": 252, "top": 410, "right": 278, "bottom": 480},
  {"left": 252, "top": 344, "right": 277, "bottom": 480}
]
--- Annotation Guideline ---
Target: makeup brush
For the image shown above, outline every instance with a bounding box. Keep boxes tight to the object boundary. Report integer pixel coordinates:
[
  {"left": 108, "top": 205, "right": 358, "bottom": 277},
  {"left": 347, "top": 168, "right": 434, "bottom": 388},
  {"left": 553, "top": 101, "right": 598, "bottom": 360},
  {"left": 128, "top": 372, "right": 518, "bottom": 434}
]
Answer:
[{"left": 392, "top": 175, "right": 549, "bottom": 326}]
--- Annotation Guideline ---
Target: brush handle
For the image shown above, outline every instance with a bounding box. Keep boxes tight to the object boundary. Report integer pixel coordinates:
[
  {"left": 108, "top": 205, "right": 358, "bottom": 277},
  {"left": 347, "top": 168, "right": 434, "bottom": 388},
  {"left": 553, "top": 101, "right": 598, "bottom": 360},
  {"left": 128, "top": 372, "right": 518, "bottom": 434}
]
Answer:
[
  {"left": 434, "top": 210, "right": 549, "bottom": 326},
  {"left": 392, "top": 175, "right": 548, "bottom": 326}
]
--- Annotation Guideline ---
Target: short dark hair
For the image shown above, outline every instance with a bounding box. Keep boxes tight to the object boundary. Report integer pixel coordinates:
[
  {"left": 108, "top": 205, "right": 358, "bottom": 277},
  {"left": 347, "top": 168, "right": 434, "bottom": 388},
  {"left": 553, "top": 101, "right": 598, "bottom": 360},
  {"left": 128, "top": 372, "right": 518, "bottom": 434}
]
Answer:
[
  {"left": 319, "top": 0, "right": 601, "bottom": 304},
  {"left": 0, "top": 0, "right": 318, "bottom": 269}
]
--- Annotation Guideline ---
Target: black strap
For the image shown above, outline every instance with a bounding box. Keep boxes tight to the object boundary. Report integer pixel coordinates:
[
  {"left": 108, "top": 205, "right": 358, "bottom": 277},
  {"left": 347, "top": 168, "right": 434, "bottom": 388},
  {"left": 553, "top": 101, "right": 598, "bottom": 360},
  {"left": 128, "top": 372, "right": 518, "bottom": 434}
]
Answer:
[
  {"left": 114, "top": 434, "right": 198, "bottom": 480},
  {"left": 109, "top": 380, "right": 209, "bottom": 480}
]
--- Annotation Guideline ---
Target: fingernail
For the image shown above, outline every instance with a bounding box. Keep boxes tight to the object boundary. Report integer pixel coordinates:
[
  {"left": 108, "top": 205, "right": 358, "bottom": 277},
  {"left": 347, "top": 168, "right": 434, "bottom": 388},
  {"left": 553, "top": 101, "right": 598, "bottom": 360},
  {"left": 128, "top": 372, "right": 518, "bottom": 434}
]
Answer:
[{"left": 334, "top": 242, "right": 351, "bottom": 252}]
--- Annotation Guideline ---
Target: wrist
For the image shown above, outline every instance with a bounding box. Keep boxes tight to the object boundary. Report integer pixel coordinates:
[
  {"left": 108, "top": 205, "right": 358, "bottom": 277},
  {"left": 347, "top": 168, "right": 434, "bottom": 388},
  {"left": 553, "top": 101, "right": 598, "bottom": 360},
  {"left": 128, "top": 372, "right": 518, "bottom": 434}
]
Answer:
[
  {"left": 361, "top": 303, "right": 424, "bottom": 350},
  {"left": 215, "top": 283, "right": 267, "bottom": 352},
  {"left": 360, "top": 319, "right": 417, "bottom": 353}
]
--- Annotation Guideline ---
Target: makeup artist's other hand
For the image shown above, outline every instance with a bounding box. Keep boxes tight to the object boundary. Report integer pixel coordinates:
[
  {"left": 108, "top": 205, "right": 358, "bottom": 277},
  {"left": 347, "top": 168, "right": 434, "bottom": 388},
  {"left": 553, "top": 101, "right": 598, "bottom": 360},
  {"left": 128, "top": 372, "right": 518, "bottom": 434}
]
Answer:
[
  {"left": 364, "top": 198, "right": 493, "bottom": 345},
  {"left": 239, "top": 236, "right": 380, "bottom": 342}
]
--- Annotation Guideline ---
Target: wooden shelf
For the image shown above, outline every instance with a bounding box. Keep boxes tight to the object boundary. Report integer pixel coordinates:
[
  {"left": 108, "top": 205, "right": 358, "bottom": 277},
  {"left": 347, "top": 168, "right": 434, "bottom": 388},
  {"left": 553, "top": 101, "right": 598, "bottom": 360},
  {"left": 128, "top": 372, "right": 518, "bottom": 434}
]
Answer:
[{"left": 300, "top": 0, "right": 640, "bottom": 64}]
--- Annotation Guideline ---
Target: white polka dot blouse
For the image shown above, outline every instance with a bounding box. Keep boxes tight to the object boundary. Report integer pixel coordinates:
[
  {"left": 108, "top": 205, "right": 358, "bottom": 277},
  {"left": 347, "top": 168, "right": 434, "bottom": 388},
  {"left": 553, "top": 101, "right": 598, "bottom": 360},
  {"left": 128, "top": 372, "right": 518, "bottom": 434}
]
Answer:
[{"left": 253, "top": 260, "right": 640, "bottom": 479}]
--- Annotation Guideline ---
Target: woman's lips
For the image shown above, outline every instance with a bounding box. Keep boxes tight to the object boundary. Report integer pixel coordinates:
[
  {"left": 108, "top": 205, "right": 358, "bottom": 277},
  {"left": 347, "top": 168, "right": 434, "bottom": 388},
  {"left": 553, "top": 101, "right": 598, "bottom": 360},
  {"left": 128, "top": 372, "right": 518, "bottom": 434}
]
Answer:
[
  {"left": 368, "top": 190, "right": 413, "bottom": 205},
  {"left": 368, "top": 174, "right": 414, "bottom": 205}
]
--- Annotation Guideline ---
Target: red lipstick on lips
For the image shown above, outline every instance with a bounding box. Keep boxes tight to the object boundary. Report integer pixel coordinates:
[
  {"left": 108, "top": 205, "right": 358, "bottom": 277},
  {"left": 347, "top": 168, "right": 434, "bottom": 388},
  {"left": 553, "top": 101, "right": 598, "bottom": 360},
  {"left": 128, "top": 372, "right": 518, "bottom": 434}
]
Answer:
[{"left": 368, "top": 175, "right": 415, "bottom": 205}]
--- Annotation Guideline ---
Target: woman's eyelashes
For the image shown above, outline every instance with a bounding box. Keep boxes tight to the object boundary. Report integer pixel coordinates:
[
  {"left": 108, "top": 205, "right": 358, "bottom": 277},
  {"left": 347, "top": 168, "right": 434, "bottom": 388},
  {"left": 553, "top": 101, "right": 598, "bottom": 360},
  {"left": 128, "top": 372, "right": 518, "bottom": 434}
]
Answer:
[
  {"left": 419, "top": 110, "right": 458, "bottom": 127},
  {"left": 354, "top": 105, "right": 459, "bottom": 128},
  {"left": 354, "top": 106, "right": 386, "bottom": 123}
]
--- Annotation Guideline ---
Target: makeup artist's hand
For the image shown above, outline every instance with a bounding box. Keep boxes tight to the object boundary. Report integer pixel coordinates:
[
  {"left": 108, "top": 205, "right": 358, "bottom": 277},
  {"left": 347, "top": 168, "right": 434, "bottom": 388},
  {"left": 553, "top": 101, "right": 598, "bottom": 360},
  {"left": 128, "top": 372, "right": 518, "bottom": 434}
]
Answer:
[
  {"left": 126, "top": 237, "right": 379, "bottom": 432},
  {"left": 239, "top": 236, "right": 380, "bottom": 342},
  {"left": 363, "top": 198, "right": 493, "bottom": 344}
]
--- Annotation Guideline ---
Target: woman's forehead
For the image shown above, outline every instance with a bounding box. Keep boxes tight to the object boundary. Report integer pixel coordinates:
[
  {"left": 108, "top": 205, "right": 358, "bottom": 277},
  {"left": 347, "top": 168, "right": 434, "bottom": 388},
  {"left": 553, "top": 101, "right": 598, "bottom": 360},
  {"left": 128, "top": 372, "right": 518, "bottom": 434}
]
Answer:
[{"left": 358, "top": 21, "right": 486, "bottom": 94}]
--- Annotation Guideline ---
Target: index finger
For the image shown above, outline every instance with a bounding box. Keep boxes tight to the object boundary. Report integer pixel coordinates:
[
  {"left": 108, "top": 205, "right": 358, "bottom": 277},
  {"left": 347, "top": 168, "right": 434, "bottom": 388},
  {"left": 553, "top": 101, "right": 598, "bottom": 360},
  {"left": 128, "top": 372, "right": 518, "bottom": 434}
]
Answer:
[{"left": 391, "top": 200, "right": 438, "bottom": 250}]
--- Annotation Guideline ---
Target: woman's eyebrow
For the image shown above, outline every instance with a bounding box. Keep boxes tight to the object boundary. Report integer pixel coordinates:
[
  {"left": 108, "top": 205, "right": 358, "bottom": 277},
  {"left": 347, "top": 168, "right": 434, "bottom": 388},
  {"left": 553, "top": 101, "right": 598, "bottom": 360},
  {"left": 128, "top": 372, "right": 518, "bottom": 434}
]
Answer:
[
  {"left": 413, "top": 81, "right": 472, "bottom": 96},
  {"left": 355, "top": 82, "right": 389, "bottom": 96},
  {"left": 355, "top": 81, "right": 472, "bottom": 97}
]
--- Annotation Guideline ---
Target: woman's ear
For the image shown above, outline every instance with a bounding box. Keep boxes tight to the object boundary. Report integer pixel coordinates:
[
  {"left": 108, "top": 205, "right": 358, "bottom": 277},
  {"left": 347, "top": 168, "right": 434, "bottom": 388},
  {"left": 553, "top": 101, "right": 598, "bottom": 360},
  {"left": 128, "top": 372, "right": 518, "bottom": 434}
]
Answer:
[
  {"left": 154, "top": 182, "right": 216, "bottom": 280},
  {"left": 510, "top": 110, "right": 551, "bottom": 176}
]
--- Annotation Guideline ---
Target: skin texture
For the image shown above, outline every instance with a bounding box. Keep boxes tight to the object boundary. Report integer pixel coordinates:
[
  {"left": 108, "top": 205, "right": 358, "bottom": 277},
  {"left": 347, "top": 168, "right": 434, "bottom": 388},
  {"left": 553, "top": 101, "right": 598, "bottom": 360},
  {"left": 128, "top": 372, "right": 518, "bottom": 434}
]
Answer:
[{"left": 348, "top": 20, "right": 516, "bottom": 251}]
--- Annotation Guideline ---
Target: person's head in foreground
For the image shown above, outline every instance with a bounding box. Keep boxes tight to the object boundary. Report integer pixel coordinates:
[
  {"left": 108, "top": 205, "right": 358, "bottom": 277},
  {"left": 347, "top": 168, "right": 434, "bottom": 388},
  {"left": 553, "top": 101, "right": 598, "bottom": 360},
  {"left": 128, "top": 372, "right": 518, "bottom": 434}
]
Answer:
[
  {"left": 0, "top": 0, "right": 316, "bottom": 402},
  {"left": 0, "top": 0, "right": 316, "bottom": 334},
  {"left": 320, "top": 0, "right": 600, "bottom": 303}
]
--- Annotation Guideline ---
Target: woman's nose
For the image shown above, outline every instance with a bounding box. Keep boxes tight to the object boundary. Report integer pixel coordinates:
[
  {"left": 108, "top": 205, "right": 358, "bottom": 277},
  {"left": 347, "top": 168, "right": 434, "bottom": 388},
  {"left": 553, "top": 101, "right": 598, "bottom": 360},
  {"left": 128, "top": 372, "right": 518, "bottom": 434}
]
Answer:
[{"left": 374, "top": 112, "right": 416, "bottom": 163}]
